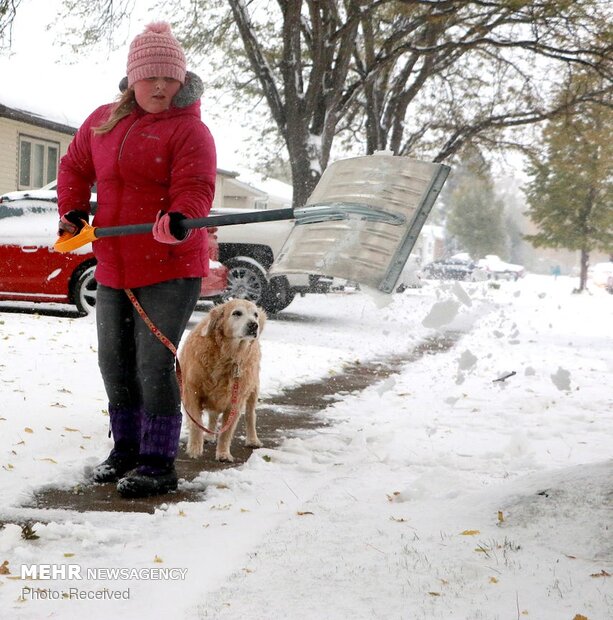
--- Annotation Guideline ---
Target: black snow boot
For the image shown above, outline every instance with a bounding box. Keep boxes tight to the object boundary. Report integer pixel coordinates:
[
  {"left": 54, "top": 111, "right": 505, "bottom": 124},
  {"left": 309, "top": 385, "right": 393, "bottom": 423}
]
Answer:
[
  {"left": 116, "top": 412, "right": 181, "bottom": 498},
  {"left": 92, "top": 405, "right": 142, "bottom": 483},
  {"left": 116, "top": 463, "right": 178, "bottom": 498},
  {"left": 92, "top": 450, "right": 139, "bottom": 484}
]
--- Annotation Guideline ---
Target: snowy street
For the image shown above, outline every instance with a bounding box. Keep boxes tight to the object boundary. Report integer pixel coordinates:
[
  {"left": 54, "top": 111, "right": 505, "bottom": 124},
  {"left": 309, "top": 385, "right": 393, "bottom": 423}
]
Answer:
[{"left": 0, "top": 275, "right": 612, "bottom": 619}]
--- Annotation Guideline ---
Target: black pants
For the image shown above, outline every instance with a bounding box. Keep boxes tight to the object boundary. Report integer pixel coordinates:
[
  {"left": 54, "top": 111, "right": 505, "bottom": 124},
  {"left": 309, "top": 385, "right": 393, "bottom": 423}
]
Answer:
[{"left": 96, "top": 279, "right": 201, "bottom": 417}]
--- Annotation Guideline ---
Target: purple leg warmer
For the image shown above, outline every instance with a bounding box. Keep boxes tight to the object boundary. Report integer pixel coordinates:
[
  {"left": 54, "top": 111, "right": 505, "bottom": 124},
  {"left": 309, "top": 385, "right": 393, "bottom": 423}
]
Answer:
[
  {"left": 109, "top": 405, "right": 142, "bottom": 455},
  {"left": 139, "top": 412, "right": 182, "bottom": 472}
]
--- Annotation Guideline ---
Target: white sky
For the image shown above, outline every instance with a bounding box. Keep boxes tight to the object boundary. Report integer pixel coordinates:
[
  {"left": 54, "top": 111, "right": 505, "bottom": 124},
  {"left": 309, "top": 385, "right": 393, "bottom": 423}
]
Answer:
[{"left": 0, "top": 0, "right": 247, "bottom": 171}]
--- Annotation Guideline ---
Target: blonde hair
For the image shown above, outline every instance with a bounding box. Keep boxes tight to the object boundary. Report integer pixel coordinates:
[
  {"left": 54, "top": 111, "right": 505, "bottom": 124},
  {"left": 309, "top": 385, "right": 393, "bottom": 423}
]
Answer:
[{"left": 93, "top": 88, "right": 137, "bottom": 135}]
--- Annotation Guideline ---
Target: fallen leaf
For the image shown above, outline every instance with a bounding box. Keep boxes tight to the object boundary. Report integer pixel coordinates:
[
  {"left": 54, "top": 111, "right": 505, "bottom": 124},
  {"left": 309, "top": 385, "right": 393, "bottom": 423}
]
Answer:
[
  {"left": 497, "top": 511, "right": 505, "bottom": 524},
  {"left": 64, "top": 427, "right": 80, "bottom": 432},
  {"left": 24, "top": 428, "right": 34, "bottom": 434},
  {"left": 262, "top": 454, "right": 272, "bottom": 462},
  {"left": 50, "top": 403, "right": 66, "bottom": 408},
  {"left": 297, "top": 511, "right": 314, "bottom": 516},
  {"left": 0, "top": 560, "right": 10, "bottom": 575},
  {"left": 153, "top": 555, "right": 163, "bottom": 563},
  {"left": 39, "top": 458, "right": 58, "bottom": 464},
  {"left": 63, "top": 553, "right": 75, "bottom": 558},
  {"left": 489, "top": 577, "right": 499, "bottom": 584},
  {"left": 21, "top": 524, "right": 39, "bottom": 540},
  {"left": 386, "top": 491, "right": 401, "bottom": 502},
  {"left": 428, "top": 591, "right": 441, "bottom": 597},
  {"left": 178, "top": 510, "right": 186, "bottom": 517},
  {"left": 572, "top": 615, "right": 589, "bottom": 620},
  {"left": 390, "top": 516, "right": 407, "bottom": 523},
  {"left": 460, "top": 530, "right": 480, "bottom": 536},
  {"left": 590, "top": 570, "right": 610, "bottom": 578}
]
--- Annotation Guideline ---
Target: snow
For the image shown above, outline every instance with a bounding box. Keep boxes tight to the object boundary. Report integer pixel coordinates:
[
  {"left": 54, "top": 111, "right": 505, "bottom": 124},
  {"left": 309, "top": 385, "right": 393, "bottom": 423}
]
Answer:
[{"left": 0, "top": 275, "right": 612, "bottom": 619}]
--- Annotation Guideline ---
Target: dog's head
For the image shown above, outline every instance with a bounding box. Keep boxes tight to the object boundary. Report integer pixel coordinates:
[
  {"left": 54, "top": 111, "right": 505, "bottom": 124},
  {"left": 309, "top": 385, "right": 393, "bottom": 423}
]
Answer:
[{"left": 205, "top": 299, "right": 267, "bottom": 342}]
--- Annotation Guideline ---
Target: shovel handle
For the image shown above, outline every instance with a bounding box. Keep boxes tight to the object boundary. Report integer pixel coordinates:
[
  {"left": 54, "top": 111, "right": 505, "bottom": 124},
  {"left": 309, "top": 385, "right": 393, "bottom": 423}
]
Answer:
[
  {"left": 93, "top": 208, "right": 296, "bottom": 239},
  {"left": 54, "top": 208, "right": 295, "bottom": 252}
]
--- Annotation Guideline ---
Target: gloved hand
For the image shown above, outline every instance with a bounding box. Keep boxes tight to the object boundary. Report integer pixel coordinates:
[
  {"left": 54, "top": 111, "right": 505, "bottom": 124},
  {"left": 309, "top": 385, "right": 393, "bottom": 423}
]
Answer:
[
  {"left": 152, "top": 210, "right": 190, "bottom": 244},
  {"left": 58, "top": 210, "right": 89, "bottom": 235}
]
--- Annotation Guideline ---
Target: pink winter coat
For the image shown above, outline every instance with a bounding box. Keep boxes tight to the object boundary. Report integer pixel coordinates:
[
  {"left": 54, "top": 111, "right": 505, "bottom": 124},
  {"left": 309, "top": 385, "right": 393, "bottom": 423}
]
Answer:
[{"left": 58, "top": 83, "right": 216, "bottom": 289}]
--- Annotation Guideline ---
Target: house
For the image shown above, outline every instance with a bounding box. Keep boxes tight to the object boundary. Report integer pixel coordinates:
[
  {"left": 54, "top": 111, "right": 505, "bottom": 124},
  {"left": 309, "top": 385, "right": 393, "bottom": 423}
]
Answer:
[
  {"left": 0, "top": 103, "right": 75, "bottom": 195},
  {"left": 214, "top": 169, "right": 269, "bottom": 211},
  {"left": 0, "top": 102, "right": 292, "bottom": 211}
]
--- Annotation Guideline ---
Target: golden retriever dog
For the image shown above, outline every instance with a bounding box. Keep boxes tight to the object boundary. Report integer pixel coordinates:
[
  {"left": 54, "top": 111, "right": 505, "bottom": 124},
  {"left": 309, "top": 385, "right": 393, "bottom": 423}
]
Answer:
[{"left": 179, "top": 299, "right": 266, "bottom": 462}]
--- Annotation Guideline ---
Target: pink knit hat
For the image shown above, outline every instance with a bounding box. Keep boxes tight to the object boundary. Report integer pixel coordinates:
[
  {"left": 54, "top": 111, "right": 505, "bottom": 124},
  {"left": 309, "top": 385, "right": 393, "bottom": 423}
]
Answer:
[{"left": 127, "top": 22, "right": 186, "bottom": 87}]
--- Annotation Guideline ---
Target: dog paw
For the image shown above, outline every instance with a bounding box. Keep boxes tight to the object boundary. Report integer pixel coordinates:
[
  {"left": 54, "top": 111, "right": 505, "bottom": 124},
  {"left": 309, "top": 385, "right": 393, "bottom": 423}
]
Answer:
[
  {"left": 245, "top": 438, "right": 263, "bottom": 449},
  {"left": 216, "top": 453, "right": 234, "bottom": 463},
  {"left": 186, "top": 443, "right": 203, "bottom": 459}
]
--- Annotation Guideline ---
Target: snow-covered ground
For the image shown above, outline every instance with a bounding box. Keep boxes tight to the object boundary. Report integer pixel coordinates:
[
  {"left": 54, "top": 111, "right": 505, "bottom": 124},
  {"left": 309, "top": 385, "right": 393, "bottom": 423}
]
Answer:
[{"left": 0, "top": 275, "right": 611, "bottom": 619}]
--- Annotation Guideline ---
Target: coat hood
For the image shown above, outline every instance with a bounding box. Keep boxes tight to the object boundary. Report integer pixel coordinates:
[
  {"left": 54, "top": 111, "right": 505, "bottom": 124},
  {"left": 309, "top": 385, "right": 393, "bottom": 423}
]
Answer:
[{"left": 118, "top": 70, "right": 204, "bottom": 109}]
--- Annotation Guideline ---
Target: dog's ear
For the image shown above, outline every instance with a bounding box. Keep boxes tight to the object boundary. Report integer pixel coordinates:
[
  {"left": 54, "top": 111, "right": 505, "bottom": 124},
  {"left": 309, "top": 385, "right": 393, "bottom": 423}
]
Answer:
[
  {"left": 205, "top": 304, "right": 225, "bottom": 337},
  {"left": 257, "top": 305, "right": 267, "bottom": 332}
]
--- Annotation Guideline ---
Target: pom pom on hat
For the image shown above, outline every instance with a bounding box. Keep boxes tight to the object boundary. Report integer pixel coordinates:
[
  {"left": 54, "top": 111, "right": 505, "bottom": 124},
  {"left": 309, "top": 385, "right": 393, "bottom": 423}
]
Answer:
[{"left": 127, "top": 21, "right": 186, "bottom": 87}]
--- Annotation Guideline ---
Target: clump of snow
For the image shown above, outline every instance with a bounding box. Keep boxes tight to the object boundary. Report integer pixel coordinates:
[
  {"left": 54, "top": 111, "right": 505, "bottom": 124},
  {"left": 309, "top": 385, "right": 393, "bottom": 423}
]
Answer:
[
  {"left": 551, "top": 366, "right": 572, "bottom": 391},
  {"left": 422, "top": 298, "right": 460, "bottom": 328}
]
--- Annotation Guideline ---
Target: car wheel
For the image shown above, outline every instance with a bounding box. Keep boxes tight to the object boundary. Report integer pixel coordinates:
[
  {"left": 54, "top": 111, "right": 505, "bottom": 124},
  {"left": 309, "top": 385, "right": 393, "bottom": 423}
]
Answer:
[
  {"left": 72, "top": 265, "right": 97, "bottom": 316},
  {"left": 263, "top": 276, "right": 295, "bottom": 314},
  {"left": 220, "top": 259, "right": 295, "bottom": 315}
]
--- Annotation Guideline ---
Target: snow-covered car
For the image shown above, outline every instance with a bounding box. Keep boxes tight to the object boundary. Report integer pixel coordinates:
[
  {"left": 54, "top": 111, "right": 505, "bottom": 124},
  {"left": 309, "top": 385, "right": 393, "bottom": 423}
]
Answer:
[
  {"left": 476, "top": 255, "right": 526, "bottom": 281},
  {"left": 420, "top": 257, "right": 481, "bottom": 281},
  {"left": 0, "top": 180, "right": 62, "bottom": 204},
  {"left": 588, "top": 261, "right": 613, "bottom": 292},
  {"left": 0, "top": 198, "right": 227, "bottom": 316}
]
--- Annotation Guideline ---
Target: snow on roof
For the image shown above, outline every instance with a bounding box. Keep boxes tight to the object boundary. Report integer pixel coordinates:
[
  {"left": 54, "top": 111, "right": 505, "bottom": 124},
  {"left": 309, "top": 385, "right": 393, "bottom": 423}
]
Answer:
[
  {"left": 233, "top": 167, "right": 293, "bottom": 203},
  {"left": 0, "top": 95, "right": 79, "bottom": 131}
]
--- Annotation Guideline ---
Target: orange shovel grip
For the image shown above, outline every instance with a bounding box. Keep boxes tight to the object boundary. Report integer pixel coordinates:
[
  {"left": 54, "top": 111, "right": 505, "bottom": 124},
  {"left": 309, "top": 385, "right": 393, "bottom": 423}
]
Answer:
[{"left": 53, "top": 222, "right": 98, "bottom": 253}]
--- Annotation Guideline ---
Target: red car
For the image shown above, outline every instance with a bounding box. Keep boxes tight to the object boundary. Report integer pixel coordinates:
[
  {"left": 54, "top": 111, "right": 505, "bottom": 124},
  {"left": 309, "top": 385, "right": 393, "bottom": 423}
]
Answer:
[{"left": 0, "top": 196, "right": 227, "bottom": 315}]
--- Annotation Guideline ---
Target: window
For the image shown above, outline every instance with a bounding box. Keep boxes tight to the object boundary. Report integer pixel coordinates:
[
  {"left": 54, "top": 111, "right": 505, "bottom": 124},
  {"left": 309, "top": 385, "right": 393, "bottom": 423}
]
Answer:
[{"left": 18, "top": 135, "right": 60, "bottom": 190}]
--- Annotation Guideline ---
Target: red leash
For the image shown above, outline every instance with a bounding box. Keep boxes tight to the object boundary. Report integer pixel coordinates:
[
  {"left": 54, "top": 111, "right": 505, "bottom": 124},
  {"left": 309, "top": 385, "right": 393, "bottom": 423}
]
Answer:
[{"left": 125, "top": 288, "right": 241, "bottom": 436}]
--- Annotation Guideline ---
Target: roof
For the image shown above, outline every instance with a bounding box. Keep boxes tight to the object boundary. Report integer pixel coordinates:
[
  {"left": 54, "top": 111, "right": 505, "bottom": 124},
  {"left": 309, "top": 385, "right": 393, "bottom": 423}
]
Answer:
[
  {"left": 0, "top": 103, "right": 77, "bottom": 136},
  {"left": 224, "top": 177, "right": 268, "bottom": 198}
]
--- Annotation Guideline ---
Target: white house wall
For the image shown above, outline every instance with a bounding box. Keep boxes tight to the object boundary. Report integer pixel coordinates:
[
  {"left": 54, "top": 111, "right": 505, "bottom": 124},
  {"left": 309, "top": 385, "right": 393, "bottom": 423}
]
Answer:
[{"left": 0, "top": 117, "right": 73, "bottom": 195}]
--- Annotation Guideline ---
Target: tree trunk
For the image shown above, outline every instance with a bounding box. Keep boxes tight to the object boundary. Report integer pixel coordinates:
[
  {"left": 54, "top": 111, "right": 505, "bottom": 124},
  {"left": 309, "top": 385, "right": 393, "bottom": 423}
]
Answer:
[
  {"left": 286, "top": 133, "right": 321, "bottom": 209},
  {"left": 579, "top": 248, "right": 589, "bottom": 292}
]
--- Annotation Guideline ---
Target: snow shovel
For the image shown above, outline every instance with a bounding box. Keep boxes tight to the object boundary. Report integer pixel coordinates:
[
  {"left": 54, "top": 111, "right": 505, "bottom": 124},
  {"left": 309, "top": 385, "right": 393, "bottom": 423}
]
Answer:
[
  {"left": 269, "top": 154, "right": 450, "bottom": 293},
  {"left": 54, "top": 154, "right": 449, "bottom": 293}
]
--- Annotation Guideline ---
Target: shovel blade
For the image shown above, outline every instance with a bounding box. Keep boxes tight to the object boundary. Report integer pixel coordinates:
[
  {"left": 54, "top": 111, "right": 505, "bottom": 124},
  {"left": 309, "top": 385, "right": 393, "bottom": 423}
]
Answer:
[{"left": 270, "top": 155, "right": 450, "bottom": 293}]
